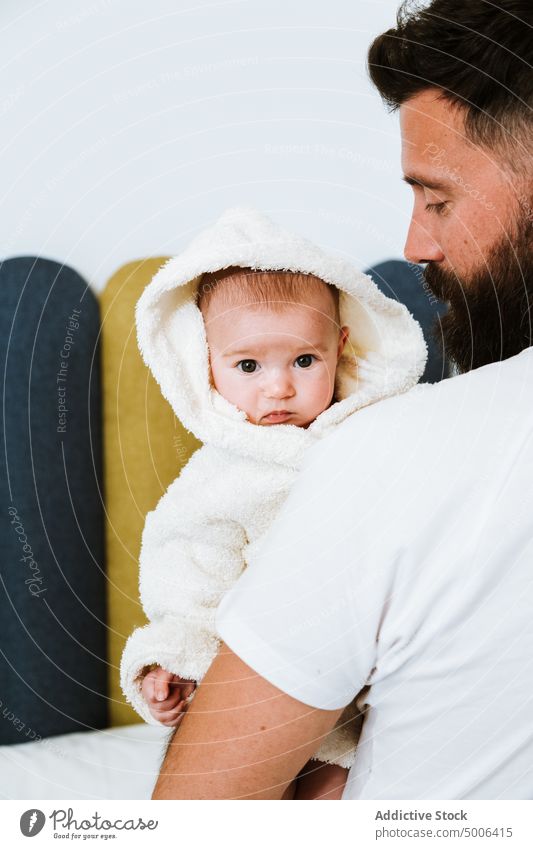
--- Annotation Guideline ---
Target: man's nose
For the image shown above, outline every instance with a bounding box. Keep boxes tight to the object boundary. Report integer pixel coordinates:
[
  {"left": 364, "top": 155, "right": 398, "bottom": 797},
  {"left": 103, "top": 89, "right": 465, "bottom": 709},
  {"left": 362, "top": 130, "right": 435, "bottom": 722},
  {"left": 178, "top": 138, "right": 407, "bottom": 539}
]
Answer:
[{"left": 403, "top": 214, "right": 445, "bottom": 265}]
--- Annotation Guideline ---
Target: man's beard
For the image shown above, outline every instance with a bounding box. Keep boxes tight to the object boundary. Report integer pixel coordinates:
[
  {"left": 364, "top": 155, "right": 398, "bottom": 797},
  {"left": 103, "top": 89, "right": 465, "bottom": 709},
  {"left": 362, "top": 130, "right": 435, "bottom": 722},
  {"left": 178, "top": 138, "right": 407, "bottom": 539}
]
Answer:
[{"left": 424, "top": 215, "right": 533, "bottom": 374}]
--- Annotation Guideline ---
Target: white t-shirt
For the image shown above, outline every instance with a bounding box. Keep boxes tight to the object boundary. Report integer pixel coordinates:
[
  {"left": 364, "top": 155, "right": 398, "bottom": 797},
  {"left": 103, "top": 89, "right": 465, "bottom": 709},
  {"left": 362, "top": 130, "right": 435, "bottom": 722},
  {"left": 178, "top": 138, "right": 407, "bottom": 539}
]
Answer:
[{"left": 216, "top": 347, "right": 533, "bottom": 799}]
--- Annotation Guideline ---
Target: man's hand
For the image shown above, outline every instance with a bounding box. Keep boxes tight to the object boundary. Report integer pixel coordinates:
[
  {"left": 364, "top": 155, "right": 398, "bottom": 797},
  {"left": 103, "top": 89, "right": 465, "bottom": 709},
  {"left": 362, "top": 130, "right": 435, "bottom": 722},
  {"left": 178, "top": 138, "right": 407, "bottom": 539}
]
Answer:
[
  {"left": 141, "top": 666, "right": 196, "bottom": 727},
  {"left": 152, "top": 642, "right": 344, "bottom": 799}
]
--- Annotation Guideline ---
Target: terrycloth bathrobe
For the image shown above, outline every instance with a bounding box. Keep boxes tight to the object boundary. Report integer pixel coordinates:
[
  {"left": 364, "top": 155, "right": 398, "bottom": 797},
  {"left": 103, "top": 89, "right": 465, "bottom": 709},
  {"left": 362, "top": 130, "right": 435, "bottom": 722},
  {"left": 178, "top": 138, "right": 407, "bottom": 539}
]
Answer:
[{"left": 120, "top": 207, "right": 427, "bottom": 768}]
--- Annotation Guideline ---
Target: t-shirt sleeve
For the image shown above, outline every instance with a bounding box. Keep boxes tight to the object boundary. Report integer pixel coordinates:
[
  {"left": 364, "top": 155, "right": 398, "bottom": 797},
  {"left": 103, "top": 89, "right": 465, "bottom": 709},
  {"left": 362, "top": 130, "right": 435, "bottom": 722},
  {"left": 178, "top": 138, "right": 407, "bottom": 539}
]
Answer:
[{"left": 216, "top": 424, "right": 399, "bottom": 711}]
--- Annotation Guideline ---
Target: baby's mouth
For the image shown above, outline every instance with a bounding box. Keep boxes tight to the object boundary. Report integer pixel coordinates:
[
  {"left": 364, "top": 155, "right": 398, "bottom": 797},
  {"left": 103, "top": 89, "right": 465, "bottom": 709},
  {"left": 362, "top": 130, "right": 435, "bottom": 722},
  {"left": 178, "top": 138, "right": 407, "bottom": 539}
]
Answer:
[{"left": 261, "top": 410, "right": 293, "bottom": 424}]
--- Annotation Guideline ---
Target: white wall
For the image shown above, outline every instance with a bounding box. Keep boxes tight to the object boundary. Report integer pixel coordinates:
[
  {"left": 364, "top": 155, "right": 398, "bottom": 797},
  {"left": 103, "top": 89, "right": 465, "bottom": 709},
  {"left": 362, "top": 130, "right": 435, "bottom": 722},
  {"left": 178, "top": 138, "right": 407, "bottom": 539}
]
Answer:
[{"left": 1, "top": 0, "right": 410, "bottom": 294}]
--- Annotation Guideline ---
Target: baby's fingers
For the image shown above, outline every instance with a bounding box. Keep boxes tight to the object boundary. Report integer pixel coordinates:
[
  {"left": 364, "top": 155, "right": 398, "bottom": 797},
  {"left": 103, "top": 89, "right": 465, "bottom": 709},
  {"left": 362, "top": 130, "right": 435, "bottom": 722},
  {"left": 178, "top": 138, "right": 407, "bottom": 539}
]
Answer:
[
  {"left": 151, "top": 667, "right": 176, "bottom": 703},
  {"left": 152, "top": 700, "right": 188, "bottom": 727},
  {"left": 149, "top": 689, "right": 183, "bottom": 711}
]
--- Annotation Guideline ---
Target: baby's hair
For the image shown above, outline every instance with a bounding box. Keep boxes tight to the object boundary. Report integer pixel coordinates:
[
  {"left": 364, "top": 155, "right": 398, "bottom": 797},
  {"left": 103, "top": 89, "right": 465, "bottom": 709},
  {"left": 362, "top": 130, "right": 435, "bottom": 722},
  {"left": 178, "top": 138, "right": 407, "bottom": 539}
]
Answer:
[{"left": 197, "top": 266, "right": 340, "bottom": 326}]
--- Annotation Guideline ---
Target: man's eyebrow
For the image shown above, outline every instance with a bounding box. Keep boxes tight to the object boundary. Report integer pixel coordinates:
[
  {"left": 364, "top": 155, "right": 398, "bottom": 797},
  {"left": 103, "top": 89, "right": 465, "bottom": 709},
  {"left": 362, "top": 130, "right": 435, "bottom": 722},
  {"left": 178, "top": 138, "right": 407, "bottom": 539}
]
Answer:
[{"left": 402, "top": 173, "right": 450, "bottom": 191}]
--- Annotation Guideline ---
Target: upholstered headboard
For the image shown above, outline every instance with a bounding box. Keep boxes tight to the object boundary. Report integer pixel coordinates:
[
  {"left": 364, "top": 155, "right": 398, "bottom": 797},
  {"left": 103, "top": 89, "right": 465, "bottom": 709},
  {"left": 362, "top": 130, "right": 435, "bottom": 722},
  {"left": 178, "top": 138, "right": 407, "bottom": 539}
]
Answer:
[
  {"left": 0, "top": 257, "right": 107, "bottom": 744},
  {"left": 0, "top": 256, "right": 200, "bottom": 743},
  {"left": 99, "top": 258, "right": 200, "bottom": 727}
]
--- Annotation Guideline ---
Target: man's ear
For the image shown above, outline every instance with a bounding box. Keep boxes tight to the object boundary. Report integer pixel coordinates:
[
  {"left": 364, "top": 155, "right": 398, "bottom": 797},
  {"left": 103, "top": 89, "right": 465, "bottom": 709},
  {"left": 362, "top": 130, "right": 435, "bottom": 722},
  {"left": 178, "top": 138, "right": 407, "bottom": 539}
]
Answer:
[{"left": 337, "top": 326, "right": 350, "bottom": 359}]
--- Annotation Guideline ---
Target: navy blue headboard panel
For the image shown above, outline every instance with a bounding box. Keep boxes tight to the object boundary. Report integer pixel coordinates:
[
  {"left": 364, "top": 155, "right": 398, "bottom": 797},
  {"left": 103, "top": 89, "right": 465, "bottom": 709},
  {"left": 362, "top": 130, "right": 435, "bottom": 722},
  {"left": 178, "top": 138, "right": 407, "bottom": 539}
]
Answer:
[
  {"left": 0, "top": 257, "right": 107, "bottom": 744},
  {"left": 366, "top": 259, "right": 449, "bottom": 383}
]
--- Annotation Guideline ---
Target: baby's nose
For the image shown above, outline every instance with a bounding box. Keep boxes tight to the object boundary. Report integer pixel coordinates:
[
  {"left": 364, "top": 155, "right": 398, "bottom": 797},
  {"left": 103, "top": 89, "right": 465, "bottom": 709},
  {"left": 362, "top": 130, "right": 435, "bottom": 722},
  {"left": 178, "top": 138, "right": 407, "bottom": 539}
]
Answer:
[{"left": 264, "top": 370, "right": 295, "bottom": 399}]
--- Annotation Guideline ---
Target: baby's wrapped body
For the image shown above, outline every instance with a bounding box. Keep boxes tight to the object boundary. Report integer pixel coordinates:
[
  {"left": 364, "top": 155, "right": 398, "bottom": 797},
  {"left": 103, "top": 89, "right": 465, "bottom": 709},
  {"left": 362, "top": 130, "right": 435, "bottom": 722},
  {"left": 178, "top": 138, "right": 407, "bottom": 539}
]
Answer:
[
  {"left": 120, "top": 207, "right": 427, "bottom": 769},
  {"left": 122, "top": 444, "right": 361, "bottom": 766}
]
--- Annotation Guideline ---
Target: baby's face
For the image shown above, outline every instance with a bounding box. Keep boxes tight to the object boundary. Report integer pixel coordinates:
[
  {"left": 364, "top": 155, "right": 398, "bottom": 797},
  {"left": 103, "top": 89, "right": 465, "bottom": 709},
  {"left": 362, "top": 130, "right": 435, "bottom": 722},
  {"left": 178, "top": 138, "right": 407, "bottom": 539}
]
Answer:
[{"left": 204, "top": 292, "right": 349, "bottom": 428}]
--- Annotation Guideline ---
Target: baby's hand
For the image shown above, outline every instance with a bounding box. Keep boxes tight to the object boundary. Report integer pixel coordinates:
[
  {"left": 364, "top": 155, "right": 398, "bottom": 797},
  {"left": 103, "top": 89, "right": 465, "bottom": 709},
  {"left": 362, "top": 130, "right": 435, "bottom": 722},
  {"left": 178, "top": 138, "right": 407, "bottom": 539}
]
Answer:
[{"left": 141, "top": 666, "right": 196, "bottom": 727}]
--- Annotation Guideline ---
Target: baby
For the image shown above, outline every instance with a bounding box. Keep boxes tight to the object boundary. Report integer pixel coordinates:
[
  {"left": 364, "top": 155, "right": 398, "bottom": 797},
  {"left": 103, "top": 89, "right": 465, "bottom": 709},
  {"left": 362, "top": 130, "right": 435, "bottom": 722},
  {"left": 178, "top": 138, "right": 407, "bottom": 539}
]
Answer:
[{"left": 120, "top": 207, "right": 426, "bottom": 799}]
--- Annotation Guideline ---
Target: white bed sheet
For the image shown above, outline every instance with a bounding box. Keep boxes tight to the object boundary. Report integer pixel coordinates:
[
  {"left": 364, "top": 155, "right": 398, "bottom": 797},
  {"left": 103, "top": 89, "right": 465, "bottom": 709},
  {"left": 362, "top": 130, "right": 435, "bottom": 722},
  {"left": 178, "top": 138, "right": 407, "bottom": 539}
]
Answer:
[{"left": 0, "top": 723, "right": 171, "bottom": 800}]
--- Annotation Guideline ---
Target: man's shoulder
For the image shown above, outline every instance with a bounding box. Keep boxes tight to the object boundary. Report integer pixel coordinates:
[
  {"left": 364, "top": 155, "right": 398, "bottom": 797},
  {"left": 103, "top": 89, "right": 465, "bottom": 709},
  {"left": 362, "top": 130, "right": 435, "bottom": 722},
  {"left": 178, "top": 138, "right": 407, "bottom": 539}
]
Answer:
[
  {"left": 310, "top": 348, "right": 533, "bottom": 477},
  {"left": 350, "top": 348, "right": 531, "bottom": 430}
]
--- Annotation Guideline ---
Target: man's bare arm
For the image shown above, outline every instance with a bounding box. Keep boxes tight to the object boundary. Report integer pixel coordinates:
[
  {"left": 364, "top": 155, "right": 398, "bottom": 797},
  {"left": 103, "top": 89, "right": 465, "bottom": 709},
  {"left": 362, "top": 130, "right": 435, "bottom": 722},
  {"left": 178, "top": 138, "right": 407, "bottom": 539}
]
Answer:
[{"left": 152, "top": 641, "right": 344, "bottom": 799}]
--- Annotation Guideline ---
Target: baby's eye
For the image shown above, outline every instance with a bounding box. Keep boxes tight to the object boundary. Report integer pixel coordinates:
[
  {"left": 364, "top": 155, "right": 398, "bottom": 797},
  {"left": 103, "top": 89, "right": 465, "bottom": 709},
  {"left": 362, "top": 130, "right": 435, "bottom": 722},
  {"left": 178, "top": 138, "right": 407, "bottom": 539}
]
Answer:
[
  {"left": 236, "top": 359, "right": 258, "bottom": 373},
  {"left": 294, "top": 354, "right": 315, "bottom": 368}
]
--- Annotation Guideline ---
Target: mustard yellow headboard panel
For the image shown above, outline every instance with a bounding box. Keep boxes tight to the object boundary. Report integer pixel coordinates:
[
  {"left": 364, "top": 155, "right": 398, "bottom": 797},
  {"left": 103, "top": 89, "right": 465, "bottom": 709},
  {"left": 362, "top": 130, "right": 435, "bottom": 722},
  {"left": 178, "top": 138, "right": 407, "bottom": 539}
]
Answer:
[{"left": 100, "top": 259, "right": 201, "bottom": 726}]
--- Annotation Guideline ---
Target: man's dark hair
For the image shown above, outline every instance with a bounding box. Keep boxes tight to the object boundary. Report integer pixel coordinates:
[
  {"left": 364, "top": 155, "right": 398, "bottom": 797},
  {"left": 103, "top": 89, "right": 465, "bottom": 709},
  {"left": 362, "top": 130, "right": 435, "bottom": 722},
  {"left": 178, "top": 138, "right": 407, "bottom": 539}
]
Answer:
[{"left": 368, "top": 0, "right": 532, "bottom": 164}]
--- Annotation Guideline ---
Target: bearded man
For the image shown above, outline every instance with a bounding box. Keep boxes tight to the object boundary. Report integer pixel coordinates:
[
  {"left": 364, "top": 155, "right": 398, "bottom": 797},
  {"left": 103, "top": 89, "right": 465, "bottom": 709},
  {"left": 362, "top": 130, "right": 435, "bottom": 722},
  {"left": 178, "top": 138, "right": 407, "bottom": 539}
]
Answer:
[{"left": 153, "top": 0, "right": 533, "bottom": 800}]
